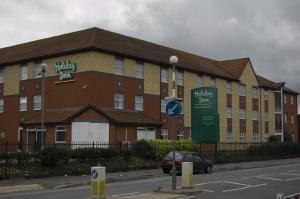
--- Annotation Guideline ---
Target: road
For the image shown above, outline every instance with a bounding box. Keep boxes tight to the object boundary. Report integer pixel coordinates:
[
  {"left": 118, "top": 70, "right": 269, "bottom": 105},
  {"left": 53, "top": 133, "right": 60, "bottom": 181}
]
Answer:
[{"left": 1, "top": 162, "right": 300, "bottom": 199}]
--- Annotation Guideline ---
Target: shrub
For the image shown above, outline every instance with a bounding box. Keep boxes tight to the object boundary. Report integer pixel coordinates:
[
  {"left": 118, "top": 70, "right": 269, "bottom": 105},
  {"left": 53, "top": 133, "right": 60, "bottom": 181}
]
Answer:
[
  {"left": 37, "top": 147, "right": 69, "bottom": 167},
  {"left": 131, "top": 140, "right": 155, "bottom": 160}
]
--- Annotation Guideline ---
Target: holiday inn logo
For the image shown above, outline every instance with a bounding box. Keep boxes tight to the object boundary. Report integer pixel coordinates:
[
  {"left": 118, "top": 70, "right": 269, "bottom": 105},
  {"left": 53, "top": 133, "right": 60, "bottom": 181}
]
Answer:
[{"left": 54, "top": 60, "right": 77, "bottom": 81}]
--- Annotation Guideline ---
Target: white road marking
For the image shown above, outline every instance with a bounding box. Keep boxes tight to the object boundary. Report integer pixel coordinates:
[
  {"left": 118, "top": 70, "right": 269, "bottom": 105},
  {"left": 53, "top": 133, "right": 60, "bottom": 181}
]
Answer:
[
  {"left": 222, "top": 181, "right": 252, "bottom": 187},
  {"left": 281, "top": 173, "right": 300, "bottom": 176},
  {"left": 178, "top": 196, "right": 196, "bottom": 199},
  {"left": 201, "top": 189, "right": 215, "bottom": 193},
  {"left": 286, "top": 177, "right": 300, "bottom": 181},
  {"left": 112, "top": 192, "right": 140, "bottom": 197},
  {"left": 222, "top": 184, "right": 266, "bottom": 193},
  {"left": 256, "top": 176, "right": 282, "bottom": 181},
  {"left": 240, "top": 173, "right": 273, "bottom": 179},
  {"left": 194, "top": 181, "right": 222, "bottom": 186},
  {"left": 284, "top": 192, "right": 300, "bottom": 198},
  {"left": 287, "top": 169, "right": 300, "bottom": 173}
]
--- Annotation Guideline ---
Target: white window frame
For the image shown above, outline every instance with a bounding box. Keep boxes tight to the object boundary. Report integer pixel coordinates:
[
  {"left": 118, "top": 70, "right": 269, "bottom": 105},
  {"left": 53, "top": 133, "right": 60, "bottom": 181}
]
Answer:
[
  {"left": 284, "top": 94, "right": 287, "bottom": 104},
  {"left": 135, "top": 61, "right": 144, "bottom": 79},
  {"left": 177, "top": 130, "right": 184, "bottom": 140},
  {"left": 227, "top": 131, "right": 233, "bottom": 143},
  {"left": 180, "top": 101, "right": 184, "bottom": 114},
  {"left": 253, "top": 132, "right": 259, "bottom": 143},
  {"left": 284, "top": 113, "right": 288, "bottom": 123},
  {"left": 176, "top": 70, "right": 184, "bottom": 86},
  {"left": 227, "top": 107, "right": 232, "bottom": 118},
  {"left": 34, "top": 62, "right": 43, "bottom": 78},
  {"left": 0, "top": 99, "right": 3, "bottom": 113},
  {"left": 239, "top": 109, "right": 245, "bottom": 119},
  {"left": 19, "top": 96, "right": 27, "bottom": 112},
  {"left": 197, "top": 75, "right": 203, "bottom": 87},
  {"left": 264, "top": 133, "right": 269, "bottom": 142},
  {"left": 226, "top": 81, "right": 232, "bottom": 94},
  {"left": 161, "top": 67, "right": 168, "bottom": 83},
  {"left": 114, "top": 57, "right": 124, "bottom": 75},
  {"left": 264, "top": 112, "right": 269, "bottom": 121},
  {"left": 252, "top": 87, "right": 258, "bottom": 98},
  {"left": 252, "top": 110, "right": 258, "bottom": 120},
  {"left": 114, "top": 93, "right": 124, "bottom": 109},
  {"left": 161, "top": 99, "right": 167, "bottom": 113},
  {"left": 161, "top": 128, "right": 168, "bottom": 140},
  {"left": 55, "top": 126, "right": 66, "bottom": 143},
  {"left": 291, "top": 115, "right": 294, "bottom": 124},
  {"left": 264, "top": 89, "right": 269, "bottom": 100},
  {"left": 210, "top": 77, "right": 216, "bottom": 87},
  {"left": 20, "top": 64, "right": 28, "bottom": 80},
  {"left": 240, "top": 131, "right": 246, "bottom": 143},
  {"left": 291, "top": 96, "right": 294, "bottom": 105},
  {"left": 33, "top": 95, "right": 42, "bottom": 111},
  {"left": 135, "top": 96, "right": 143, "bottom": 111},
  {"left": 239, "top": 84, "right": 245, "bottom": 96},
  {"left": 0, "top": 69, "right": 4, "bottom": 83}
]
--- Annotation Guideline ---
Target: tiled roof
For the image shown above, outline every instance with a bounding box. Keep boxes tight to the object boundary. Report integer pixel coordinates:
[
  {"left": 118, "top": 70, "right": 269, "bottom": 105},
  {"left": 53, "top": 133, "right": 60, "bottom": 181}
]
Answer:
[
  {"left": 214, "top": 58, "right": 249, "bottom": 79},
  {"left": 22, "top": 105, "right": 161, "bottom": 126},
  {"left": 256, "top": 75, "right": 285, "bottom": 89},
  {"left": 283, "top": 87, "right": 299, "bottom": 95}
]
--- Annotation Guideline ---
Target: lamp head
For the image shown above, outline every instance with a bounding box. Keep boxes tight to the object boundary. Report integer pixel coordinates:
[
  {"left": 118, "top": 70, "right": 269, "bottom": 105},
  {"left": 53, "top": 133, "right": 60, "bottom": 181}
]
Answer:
[{"left": 169, "top": 55, "right": 178, "bottom": 65}]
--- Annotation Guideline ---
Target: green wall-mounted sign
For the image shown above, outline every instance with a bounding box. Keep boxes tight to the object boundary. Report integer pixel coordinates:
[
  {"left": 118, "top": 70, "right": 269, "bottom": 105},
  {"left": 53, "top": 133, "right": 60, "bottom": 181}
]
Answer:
[
  {"left": 191, "top": 87, "right": 219, "bottom": 143},
  {"left": 54, "top": 60, "right": 77, "bottom": 81}
]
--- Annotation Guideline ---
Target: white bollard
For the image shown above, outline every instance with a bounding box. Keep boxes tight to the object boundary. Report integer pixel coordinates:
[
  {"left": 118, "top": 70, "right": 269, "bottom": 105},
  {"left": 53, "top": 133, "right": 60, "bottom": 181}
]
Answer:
[
  {"left": 182, "top": 162, "right": 193, "bottom": 189},
  {"left": 276, "top": 193, "right": 284, "bottom": 199},
  {"left": 91, "top": 166, "right": 106, "bottom": 199}
]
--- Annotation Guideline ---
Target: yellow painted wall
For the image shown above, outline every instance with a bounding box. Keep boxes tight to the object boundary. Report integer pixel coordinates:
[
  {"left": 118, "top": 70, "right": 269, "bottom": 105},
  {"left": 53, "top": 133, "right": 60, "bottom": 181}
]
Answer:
[
  {"left": 3, "top": 65, "right": 19, "bottom": 95},
  {"left": 259, "top": 88, "right": 265, "bottom": 142},
  {"left": 216, "top": 78, "right": 227, "bottom": 142},
  {"left": 124, "top": 58, "right": 136, "bottom": 77},
  {"left": 144, "top": 63, "right": 160, "bottom": 95},
  {"left": 203, "top": 75, "right": 210, "bottom": 87},
  {"left": 239, "top": 62, "right": 259, "bottom": 142},
  {"left": 231, "top": 82, "right": 240, "bottom": 141},
  {"left": 183, "top": 71, "right": 197, "bottom": 127}
]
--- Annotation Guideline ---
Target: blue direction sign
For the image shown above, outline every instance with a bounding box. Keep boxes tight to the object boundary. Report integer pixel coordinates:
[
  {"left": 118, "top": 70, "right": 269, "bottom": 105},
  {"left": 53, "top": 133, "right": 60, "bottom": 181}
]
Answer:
[{"left": 166, "top": 100, "right": 182, "bottom": 117}]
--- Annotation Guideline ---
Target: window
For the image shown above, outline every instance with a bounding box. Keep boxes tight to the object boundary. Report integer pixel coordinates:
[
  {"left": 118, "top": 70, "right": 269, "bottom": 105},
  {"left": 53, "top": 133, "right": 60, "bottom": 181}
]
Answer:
[
  {"left": 161, "top": 99, "right": 167, "bottom": 113},
  {"left": 264, "top": 89, "right": 269, "bottom": 100},
  {"left": 0, "top": 69, "right": 4, "bottom": 83},
  {"left": 180, "top": 101, "right": 184, "bottom": 114},
  {"left": 20, "top": 64, "right": 28, "bottom": 80},
  {"left": 284, "top": 114, "right": 288, "bottom": 123},
  {"left": 227, "top": 132, "right": 232, "bottom": 143},
  {"left": 135, "top": 96, "right": 143, "bottom": 111},
  {"left": 252, "top": 111, "right": 258, "bottom": 120},
  {"left": 177, "top": 130, "right": 184, "bottom": 140},
  {"left": 34, "top": 61, "right": 43, "bottom": 78},
  {"left": 291, "top": 96, "right": 294, "bottom": 105},
  {"left": 114, "top": 93, "right": 124, "bottom": 109},
  {"left": 161, "top": 67, "right": 168, "bottom": 83},
  {"left": 240, "top": 131, "right": 246, "bottom": 143},
  {"left": 135, "top": 62, "right": 144, "bottom": 79},
  {"left": 197, "top": 75, "right": 203, "bottom": 87},
  {"left": 253, "top": 132, "right": 259, "bottom": 143},
  {"left": 291, "top": 115, "right": 295, "bottom": 124},
  {"left": 55, "top": 126, "right": 66, "bottom": 143},
  {"left": 176, "top": 70, "right": 184, "bottom": 85},
  {"left": 239, "top": 84, "right": 245, "bottom": 96},
  {"left": 114, "top": 57, "right": 124, "bottom": 75},
  {"left": 33, "top": 95, "right": 42, "bottom": 111},
  {"left": 161, "top": 128, "right": 168, "bottom": 140},
  {"left": 0, "top": 99, "right": 3, "bottom": 113},
  {"left": 226, "top": 81, "right": 232, "bottom": 94},
  {"left": 239, "top": 109, "right": 245, "bottom": 119},
  {"left": 284, "top": 94, "right": 287, "bottom": 104},
  {"left": 264, "top": 112, "right": 269, "bottom": 121},
  {"left": 252, "top": 87, "right": 258, "bottom": 98},
  {"left": 264, "top": 133, "right": 269, "bottom": 142},
  {"left": 19, "top": 96, "right": 27, "bottom": 111},
  {"left": 210, "top": 77, "right": 216, "bottom": 87},
  {"left": 227, "top": 108, "right": 232, "bottom": 118}
]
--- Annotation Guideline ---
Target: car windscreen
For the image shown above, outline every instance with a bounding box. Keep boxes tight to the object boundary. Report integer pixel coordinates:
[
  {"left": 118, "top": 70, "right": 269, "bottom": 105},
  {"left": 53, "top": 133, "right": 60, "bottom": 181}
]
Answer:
[{"left": 165, "top": 152, "right": 183, "bottom": 160}]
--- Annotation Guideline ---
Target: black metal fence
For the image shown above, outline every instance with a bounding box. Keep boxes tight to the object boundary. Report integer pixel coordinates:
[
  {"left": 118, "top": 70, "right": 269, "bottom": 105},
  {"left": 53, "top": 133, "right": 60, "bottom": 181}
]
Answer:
[{"left": 1, "top": 141, "right": 300, "bottom": 179}]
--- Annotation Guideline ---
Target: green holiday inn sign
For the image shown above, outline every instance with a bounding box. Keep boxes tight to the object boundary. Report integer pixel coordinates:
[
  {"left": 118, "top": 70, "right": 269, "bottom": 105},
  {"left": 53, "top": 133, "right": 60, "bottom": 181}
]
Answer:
[
  {"left": 54, "top": 60, "right": 77, "bottom": 81},
  {"left": 191, "top": 87, "right": 219, "bottom": 143}
]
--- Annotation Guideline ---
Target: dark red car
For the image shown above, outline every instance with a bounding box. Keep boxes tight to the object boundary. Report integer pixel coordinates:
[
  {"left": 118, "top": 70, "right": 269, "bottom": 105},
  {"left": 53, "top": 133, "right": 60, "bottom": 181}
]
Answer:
[{"left": 161, "top": 151, "right": 213, "bottom": 174}]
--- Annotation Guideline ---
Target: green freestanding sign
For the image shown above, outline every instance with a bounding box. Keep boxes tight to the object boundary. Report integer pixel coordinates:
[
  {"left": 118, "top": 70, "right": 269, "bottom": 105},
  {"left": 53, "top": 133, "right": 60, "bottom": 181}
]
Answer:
[{"left": 191, "top": 87, "right": 219, "bottom": 143}]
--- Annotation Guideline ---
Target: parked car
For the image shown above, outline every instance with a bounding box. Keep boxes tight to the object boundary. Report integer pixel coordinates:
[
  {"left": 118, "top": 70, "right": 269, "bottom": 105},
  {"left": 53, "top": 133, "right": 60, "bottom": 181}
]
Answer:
[{"left": 160, "top": 151, "right": 213, "bottom": 174}]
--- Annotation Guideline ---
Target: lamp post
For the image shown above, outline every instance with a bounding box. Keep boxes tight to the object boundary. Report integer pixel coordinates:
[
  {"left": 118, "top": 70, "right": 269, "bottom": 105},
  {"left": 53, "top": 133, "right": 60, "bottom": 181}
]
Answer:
[
  {"left": 40, "top": 63, "right": 47, "bottom": 148},
  {"left": 169, "top": 55, "right": 178, "bottom": 190}
]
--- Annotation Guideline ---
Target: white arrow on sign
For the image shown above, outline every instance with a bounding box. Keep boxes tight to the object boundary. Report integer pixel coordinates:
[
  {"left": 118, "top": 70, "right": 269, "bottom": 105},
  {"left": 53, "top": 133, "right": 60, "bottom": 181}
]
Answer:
[{"left": 167, "top": 103, "right": 178, "bottom": 115}]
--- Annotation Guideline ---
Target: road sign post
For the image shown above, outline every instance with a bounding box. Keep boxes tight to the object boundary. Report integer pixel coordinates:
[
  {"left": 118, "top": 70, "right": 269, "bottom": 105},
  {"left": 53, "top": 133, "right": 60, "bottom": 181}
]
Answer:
[{"left": 166, "top": 99, "right": 182, "bottom": 190}]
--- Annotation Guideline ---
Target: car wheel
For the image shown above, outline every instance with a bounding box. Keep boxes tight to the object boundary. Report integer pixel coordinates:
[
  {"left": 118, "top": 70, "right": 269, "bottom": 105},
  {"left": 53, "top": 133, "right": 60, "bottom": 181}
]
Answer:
[
  {"left": 204, "top": 166, "right": 212, "bottom": 174},
  {"left": 163, "top": 168, "right": 170, "bottom": 174}
]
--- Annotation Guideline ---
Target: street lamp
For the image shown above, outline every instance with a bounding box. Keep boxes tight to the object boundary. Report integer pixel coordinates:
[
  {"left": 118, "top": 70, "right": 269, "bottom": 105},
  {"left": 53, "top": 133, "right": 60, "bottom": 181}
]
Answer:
[
  {"left": 169, "top": 55, "right": 178, "bottom": 190},
  {"left": 40, "top": 63, "right": 47, "bottom": 148}
]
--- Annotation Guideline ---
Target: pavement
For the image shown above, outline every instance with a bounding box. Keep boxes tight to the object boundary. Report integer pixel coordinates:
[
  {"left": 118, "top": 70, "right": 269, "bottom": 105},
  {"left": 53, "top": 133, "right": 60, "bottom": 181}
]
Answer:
[{"left": 1, "top": 157, "right": 300, "bottom": 195}]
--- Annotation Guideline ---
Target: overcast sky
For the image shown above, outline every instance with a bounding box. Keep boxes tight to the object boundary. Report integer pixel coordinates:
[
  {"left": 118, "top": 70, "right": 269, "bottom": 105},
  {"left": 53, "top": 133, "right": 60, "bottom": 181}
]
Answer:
[{"left": 0, "top": 0, "right": 299, "bottom": 111}]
